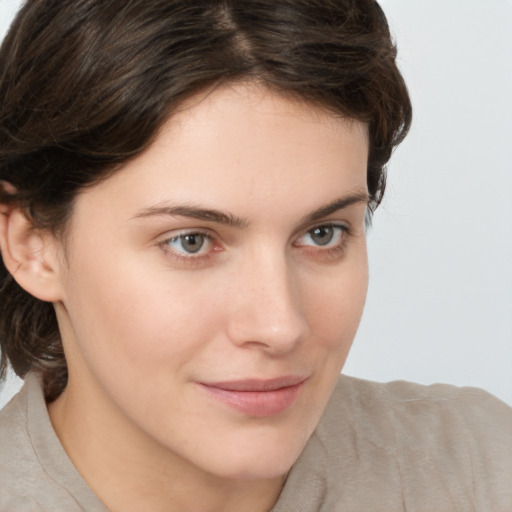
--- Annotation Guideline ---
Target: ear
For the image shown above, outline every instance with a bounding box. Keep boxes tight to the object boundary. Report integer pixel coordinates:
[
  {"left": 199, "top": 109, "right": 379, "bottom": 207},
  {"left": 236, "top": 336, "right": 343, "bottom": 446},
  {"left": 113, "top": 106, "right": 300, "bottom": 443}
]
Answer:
[{"left": 0, "top": 204, "right": 64, "bottom": 302}]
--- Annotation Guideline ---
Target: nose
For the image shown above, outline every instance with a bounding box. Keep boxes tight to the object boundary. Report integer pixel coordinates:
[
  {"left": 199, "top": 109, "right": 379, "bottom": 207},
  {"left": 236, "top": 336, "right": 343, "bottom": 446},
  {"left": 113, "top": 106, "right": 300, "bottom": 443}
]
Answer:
[{"left": 225, "top": 249, "right": 310, "bottom": 354}]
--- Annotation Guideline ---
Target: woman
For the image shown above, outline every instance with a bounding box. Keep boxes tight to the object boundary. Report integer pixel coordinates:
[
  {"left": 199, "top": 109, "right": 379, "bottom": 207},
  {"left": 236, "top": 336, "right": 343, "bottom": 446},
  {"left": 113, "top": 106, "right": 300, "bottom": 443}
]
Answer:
[{"left": 0, "top": 1, "right": 510, "bottom": 511}]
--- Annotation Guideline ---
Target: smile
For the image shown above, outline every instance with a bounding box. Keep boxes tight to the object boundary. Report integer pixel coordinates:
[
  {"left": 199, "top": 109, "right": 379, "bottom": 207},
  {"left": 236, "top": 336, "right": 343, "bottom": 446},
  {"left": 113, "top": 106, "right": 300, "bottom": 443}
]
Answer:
[{"left": 197, "top": 376, "right": 307, "bottom": 417}]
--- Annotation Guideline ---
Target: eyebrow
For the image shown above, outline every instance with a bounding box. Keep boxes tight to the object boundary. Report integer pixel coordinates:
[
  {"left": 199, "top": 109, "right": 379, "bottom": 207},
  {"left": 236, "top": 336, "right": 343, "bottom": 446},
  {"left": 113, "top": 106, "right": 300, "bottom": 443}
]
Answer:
[
  {"left": 132, "top": 190, "right": 369, "bottom": 228},
  {"left": 133, "top": 203, "right": 248, "bottom": 228},
  {"left": 300, "top": 191, "right": 369, "bottom": 224}
]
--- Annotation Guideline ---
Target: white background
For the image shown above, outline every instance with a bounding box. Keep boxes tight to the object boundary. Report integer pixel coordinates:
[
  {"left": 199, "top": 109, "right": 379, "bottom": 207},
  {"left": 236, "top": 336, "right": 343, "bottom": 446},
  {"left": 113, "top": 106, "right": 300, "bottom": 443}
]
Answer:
[{"left": 1, "top": 0, "right": 511, "bottom": 408}]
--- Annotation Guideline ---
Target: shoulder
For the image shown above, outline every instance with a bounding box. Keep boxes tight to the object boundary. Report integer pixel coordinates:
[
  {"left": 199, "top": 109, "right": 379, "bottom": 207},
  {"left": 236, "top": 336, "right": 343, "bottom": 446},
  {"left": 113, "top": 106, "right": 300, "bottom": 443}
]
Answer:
[
  {"left": 329, "top": 375, "right": 512, "bottom": 441},
  {"left": 0, "top": 375, "right": 106, "bottom": 512},
  {"left": 328, "top": 374, "right": 512, "bottom": 428},
  {"left": 314, "top": 375, "right": 512, "bottom": 511},
  {"left": 0, "top": 378, "right": 33, "bottom": 473},
  {"left": 0, "top": 378, "right": 47, "bottom": 511}
]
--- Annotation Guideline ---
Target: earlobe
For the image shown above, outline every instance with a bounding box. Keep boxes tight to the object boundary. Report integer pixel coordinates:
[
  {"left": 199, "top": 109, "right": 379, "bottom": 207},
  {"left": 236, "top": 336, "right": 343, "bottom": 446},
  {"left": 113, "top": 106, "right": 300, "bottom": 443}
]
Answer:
[{"left": 0, "top": 206, "right": 64, "bottom": 303}]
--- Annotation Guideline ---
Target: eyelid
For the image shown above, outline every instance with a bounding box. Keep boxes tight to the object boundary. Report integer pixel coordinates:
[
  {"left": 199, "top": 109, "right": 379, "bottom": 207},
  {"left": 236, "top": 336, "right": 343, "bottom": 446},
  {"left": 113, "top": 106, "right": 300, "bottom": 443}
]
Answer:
[
  {"left": 291, "top": 222, "right": 351, "bottom": 263},
  {"left": 158, "top": 227, "right": 221, "bottom": 263},
  {"left": 159, "top": 227, "right": 215, "bottom": 244},
  {"left": 293, "top": 222, "right": 350, "bottom": 245},
  {"left": 168, "top": 232, "right": 211, "bottom": 254}
]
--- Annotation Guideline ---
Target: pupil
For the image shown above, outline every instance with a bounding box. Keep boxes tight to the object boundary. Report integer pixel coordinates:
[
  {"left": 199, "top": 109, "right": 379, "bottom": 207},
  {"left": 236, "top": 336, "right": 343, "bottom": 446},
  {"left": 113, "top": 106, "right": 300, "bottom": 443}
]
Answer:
[
  {"left": 311, "top": 226, "right": 333, "bottom": 246},
  {"left": 182, "top": 234, "right": 204, "bottom": 253}
]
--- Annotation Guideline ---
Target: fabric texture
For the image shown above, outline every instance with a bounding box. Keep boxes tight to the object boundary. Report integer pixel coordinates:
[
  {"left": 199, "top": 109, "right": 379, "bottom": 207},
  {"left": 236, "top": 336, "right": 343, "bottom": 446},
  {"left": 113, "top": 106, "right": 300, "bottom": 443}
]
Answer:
[{"left": 1, "top": 373, "right": 511, "bottom": 512}]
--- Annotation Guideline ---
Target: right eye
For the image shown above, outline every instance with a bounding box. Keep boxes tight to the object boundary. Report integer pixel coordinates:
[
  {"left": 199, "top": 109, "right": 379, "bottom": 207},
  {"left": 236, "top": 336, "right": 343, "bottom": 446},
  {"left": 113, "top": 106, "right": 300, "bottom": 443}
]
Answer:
[{"left": 164, "top": 232, "right": 211, "bottom": 255}]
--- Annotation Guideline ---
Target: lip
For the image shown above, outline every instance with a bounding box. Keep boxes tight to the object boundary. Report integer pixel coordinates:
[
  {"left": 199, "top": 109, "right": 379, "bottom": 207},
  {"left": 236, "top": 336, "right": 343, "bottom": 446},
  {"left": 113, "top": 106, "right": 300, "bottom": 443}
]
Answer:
[{"left": 198, "top": 376, "right": 307, "bottom": 417}]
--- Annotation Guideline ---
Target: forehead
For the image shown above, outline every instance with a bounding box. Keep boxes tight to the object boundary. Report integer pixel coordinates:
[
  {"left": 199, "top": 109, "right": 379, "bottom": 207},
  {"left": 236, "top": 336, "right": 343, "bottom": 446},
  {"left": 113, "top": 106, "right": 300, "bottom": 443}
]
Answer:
[
  {"left": 71, "top": 83, "right": 369, "bottom": 225},
  {"left": 165, "top": 82, "right": 369, "bottom": 159}
]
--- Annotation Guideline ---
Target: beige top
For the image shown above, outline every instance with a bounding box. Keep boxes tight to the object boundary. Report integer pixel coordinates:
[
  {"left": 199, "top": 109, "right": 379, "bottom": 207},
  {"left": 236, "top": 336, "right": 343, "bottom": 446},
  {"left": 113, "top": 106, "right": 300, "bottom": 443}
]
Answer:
[{"left": 1, "top": 373, "right": 511, "bottom": 511}]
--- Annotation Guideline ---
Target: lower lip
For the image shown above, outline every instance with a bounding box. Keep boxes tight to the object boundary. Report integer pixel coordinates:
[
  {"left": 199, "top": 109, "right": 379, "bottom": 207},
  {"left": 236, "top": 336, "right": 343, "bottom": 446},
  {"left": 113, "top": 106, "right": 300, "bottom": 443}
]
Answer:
[{"left": 198, "top": 382, "right": 305, "bottom": 417}]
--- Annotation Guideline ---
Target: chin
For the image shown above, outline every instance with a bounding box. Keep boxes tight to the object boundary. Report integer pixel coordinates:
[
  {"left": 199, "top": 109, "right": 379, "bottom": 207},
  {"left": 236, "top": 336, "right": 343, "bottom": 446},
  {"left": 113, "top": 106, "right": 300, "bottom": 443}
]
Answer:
[
  {"left": 216, "top": 456, "right": 297, "bottom": 482},
  {"left": 203, "top": 426, "right": 311, "bottom": 481}
]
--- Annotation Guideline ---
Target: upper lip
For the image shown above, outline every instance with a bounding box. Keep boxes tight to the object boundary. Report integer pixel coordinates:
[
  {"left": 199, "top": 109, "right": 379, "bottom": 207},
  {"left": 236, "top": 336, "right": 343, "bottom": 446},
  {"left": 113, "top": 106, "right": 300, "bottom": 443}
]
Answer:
[{"left": 201, "top": 375, "right": 308, "bottom": 392}]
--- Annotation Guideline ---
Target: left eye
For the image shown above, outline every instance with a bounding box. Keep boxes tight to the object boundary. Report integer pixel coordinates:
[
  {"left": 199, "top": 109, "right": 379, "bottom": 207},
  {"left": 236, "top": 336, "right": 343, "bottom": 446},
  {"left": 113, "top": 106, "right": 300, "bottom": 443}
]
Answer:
[
  {"left": 166, "top": 233, "right": 210, "bottom": 254},
  {"left": 296, "top": 225, "right": 345, "bottom": 247}
]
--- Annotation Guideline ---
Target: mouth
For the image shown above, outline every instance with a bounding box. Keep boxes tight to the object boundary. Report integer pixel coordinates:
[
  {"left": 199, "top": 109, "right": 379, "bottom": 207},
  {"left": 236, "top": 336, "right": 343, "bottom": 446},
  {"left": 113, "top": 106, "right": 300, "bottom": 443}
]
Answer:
[{"left": 197, "top": 376, "right": 307, "bottom": 417}]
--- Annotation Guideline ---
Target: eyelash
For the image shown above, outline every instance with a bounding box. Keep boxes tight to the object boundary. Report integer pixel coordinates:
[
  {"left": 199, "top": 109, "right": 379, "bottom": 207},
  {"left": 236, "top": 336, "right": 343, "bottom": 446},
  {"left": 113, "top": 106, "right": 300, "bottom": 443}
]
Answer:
[
  {"left": 293, "top": 223, "right": 350, "bottom": 261},
  {"left": 158, "top": 230, "right": 218, "bottom": 266},
  {"left": 158, "top": 223, "right": 351, "bottom": 266}
]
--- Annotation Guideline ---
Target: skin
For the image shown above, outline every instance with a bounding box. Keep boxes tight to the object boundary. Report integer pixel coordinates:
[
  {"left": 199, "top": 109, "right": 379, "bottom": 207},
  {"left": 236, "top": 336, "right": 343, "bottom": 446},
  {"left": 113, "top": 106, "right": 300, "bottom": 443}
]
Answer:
[{"left": 34, "top": 83, "right": 369, "bottom": 512}]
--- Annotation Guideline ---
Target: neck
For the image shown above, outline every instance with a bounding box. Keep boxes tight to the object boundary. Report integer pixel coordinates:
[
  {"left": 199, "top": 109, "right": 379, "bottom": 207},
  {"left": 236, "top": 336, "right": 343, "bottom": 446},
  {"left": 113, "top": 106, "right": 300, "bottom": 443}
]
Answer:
[{"left": 48, "top": 373, "right": 285, "bottom": 512}]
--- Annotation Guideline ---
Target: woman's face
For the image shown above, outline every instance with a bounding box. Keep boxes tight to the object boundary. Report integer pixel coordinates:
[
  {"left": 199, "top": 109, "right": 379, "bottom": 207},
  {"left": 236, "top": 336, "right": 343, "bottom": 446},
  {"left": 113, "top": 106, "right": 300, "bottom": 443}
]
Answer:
[{"left": 52, "top": 83, "right": 369, "bottom": 480}]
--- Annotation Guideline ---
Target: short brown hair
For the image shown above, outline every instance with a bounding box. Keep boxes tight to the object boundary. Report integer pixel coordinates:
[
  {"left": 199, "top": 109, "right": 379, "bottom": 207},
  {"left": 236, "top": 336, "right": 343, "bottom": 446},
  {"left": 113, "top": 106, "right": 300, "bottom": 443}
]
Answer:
[{"left": 0, "top": 0, "right": 411, "bottom": 401}]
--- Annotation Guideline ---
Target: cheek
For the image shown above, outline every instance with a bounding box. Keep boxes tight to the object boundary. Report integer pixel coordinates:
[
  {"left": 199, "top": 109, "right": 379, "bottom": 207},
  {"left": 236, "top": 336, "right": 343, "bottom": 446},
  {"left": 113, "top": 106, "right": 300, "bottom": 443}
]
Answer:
[
  {"left": 61, "top": 250, "right": 224, "bottom": 385},
  {"left": 303, "top": 254, "right": 369, "bottom": 350}
]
